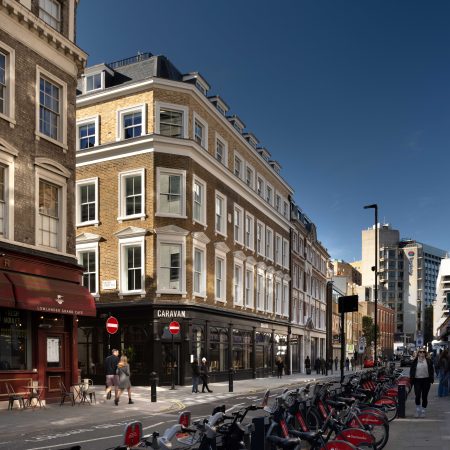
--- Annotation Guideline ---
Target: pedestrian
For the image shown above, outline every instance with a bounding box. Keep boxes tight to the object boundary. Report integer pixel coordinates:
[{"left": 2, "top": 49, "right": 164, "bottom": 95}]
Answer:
[
  {"left": 320, "top": 357, "right": 326, "bottom": 375},
  {"left": 305, "top": 356, "right": 311, "bottom": 375},
  {"left": 350, "top": 357, "right": 355, "bottom": 371},
  {"left": 345, "top": 357, "right": 350, "bottom": 371},
  {"left": 437, "top": 349, "right": 449, "bottom": 397},
  {"left": 334, "top": 356, "right": 338, "bottom": 371},
  {"left": 432, "top": 351, "right": 440, "bottom": 378},
  {"left": 314, "top": 357, "right": 320, "bottom": 375},
  {"left": 191, "top": 358, "right": 200, "bottom": 393},
  {"left": 104, "top": 348, "right": 119, "bottom": 400},
  {"left": 200, "top": 357, "right": 213, "bottom": 393},
  {"left": 114, "top": 355, "right": 134, "bottom": 405},
  {"left": 410, "top": 348, "right": 434, "bottom": 417},
  {"left": 276, "top": 356, "right": 284, "bottom": 378}
]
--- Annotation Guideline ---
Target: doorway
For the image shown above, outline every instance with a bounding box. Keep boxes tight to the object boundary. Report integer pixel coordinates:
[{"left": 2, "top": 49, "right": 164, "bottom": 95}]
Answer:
[{"left": 160, "top": 342, "right": 181, "bottom": 385}]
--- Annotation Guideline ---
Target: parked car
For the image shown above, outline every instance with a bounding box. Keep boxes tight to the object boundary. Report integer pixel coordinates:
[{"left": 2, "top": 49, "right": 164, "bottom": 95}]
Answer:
[{"left": 400, "top": 354, "right": 414, "bottom": 367}]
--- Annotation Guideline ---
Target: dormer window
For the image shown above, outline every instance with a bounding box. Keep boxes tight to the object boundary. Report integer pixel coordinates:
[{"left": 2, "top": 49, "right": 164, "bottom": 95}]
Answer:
[
  {"left": 196, "top": 82, "right": 207, "bottom": 95},
  {"left": 257, "top": 147, "right": 271, "bottom": 162},
  {"left": 209, "top": 96, "right": 229, "bottom": 116},
  {"left": 233, "top": 122, "right": 242, "bottom": 133},
  {"left": 228, "top": 115, "right": 245, "bottom": 135},
  {"left": 182, "top": 73, "right": 210, "bottom": 96},
  {"left": 85, "top": 72, "right": 104, "bottom": 93},
  {"left": 39, "top": 0, "right": 61, "bottom": 31},
  {"left": 243, "top": 133, "right": 259, "bottom": 149}
]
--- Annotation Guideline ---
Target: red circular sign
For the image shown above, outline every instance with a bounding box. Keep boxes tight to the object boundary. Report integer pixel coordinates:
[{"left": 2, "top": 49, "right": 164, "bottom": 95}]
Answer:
[
  {"left": 169, "top": 321, "right": 180, "bottom": 335},
  {"left": 106, "top": 316, "right": 119, "bottom": 335}
]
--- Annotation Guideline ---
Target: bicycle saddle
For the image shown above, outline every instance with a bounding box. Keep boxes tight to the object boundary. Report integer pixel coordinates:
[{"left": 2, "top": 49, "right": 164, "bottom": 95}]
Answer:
[{"left": 267, "top": 435, "right": 301, "bottom": 449}]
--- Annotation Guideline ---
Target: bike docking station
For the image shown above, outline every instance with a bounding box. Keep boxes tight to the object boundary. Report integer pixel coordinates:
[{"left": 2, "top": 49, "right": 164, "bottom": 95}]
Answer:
[{"left": 338, "top": 295, "right": 359, "bottom": 383}]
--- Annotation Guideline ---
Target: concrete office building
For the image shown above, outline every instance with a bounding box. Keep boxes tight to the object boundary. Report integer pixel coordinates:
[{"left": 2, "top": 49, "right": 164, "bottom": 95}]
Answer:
[{"left": 433, "top": 258, "right": 450, "bottom": 340}]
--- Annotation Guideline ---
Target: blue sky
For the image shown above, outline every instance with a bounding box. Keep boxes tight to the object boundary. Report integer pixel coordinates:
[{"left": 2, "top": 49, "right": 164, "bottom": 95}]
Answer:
[{"left": 77, "top": 0, "right": 450, "bottom": 261}]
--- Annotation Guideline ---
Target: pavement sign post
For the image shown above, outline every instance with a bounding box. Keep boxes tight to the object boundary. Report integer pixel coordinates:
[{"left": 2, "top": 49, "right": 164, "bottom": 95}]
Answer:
[
  {"left": 106, "top": 316, "right": 119, "bottom": 351},
  {"left": 169, "top": 321, "right": 180, "bottom": 390}
]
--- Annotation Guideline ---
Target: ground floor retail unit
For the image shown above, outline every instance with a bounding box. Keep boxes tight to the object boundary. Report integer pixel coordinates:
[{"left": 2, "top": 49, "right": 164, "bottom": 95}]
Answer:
[
  {"left": 78, "top": 304, "right": 326, "bottom": 386},
  {"left": 0, "top": 248, "right": 96, "bottom": 404}
]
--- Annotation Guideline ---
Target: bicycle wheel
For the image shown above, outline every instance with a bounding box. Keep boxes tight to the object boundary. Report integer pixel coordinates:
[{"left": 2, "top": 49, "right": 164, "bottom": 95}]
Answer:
[
  {"left": 305, "top": 406, "right": 323, "bottom": 431},
  {"left": 348, "top": 413, "right": 389, "bottom": 450}
]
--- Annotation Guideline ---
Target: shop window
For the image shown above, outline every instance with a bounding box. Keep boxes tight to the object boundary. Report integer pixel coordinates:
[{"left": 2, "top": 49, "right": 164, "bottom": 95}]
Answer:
[
  {"left": 191, "top": 326, "right": 205, "bottom": 362},
  {"left": 255, "top": 332, "right": 271, "bottom": 369},
  {"left": 0, "top": 309, "right": 30, "bottom": 370},
  {"left": 232, "top": 330, "right": 252, "bottom": 370},
  {"left": 209, "top": 328, "right": 228, "bottom": 372}
]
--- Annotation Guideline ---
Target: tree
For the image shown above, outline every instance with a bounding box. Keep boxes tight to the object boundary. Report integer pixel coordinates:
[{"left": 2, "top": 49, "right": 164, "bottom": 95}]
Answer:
[{"left": 362, "top": 316, "right": 380, "bottom": 354}]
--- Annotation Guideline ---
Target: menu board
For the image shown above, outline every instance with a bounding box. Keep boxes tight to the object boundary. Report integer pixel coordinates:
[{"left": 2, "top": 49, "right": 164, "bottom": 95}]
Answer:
[{"left": 47, "top": 337, "right": 60, "bottom": 364}]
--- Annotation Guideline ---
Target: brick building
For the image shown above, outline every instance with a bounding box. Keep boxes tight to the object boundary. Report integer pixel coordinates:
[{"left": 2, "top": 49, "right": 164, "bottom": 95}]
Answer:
[
  {"left": 0, "top": 0, "right": 93, "bottom": 402},
  {"left": 75, "top": 53, "right": 294, "bottom": 385},
  {"left": 290, "top": 204, "right": 329, "bottom": 372}
]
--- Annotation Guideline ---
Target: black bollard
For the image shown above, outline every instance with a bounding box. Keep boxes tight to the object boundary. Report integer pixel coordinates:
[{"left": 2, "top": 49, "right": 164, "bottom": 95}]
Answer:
[
  {"left": 398, "top": 384, "right": 406, "bottom": 418},
  {"left": 251, "top": 416, "right": 267, "bottom": 450},
  {"left": 229, "top": 367, "right": 234, "bottom": 392},
  {"left": 150, "top": 372, "right": 158, "bottom": 402}
]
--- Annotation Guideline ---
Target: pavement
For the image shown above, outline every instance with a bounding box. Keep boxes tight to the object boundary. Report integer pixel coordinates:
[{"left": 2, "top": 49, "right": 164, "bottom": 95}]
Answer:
[{"left": 385, "top": 381, "right": 450, "bottom": 449}]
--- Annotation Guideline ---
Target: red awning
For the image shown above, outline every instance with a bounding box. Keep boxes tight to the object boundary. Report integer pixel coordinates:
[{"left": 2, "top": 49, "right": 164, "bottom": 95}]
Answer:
[
  {"left": 6, "top": 273, "right": 96, "bottom": 316},
  {"left": 0, "top": 272, "right": 15, "bottom": 308}
]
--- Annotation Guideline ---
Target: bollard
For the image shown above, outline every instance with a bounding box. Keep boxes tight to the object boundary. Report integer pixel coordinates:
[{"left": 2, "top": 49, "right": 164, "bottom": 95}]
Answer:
[
  {"left": 229, "top": 367, "right": 235, "bottom": 392},
  {"left": 398, "top": 384, "right": 406, "bottom": 418},
  {"left": 150, "top": 371, "right": 158, "bottom": 402},
  {"left": 251, "top": 416, "right": 267, "bottom": 450}
]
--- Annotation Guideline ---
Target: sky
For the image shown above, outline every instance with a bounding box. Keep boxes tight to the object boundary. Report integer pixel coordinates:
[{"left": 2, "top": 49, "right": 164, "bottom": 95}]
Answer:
[{"left": 76, "top": 0, "right": 450, "bottom": 262}]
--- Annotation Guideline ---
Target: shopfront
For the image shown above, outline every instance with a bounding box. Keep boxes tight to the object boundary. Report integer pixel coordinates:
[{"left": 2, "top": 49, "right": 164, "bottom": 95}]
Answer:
[
  {"left": 78, "top": 304, "right": 289, "bottom": 386},
  {"left": 0, "top": 250, "right": 96, "bottom": 404}
]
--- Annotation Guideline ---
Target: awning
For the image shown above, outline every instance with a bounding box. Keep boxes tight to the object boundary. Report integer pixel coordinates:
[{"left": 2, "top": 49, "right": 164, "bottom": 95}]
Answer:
[
  {"left": 0, "top": 272, "right": 15, "bottom": 308},
  {"left": 6, "top": 273, "right": 96, "bottom": 316}
]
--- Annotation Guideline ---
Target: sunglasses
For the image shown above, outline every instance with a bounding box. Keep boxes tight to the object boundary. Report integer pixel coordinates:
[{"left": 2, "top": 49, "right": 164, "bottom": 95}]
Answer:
[{"left": 418, "top": 351, "right": 425, "bottom": 354}]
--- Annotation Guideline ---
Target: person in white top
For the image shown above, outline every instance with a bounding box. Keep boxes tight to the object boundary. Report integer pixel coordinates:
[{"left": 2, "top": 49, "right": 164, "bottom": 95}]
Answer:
[{"left": 410, "top": 348, "right": 434, "bottom": 418}]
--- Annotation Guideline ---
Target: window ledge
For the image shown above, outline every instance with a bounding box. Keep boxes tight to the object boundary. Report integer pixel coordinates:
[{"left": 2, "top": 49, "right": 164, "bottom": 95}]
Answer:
[
  {"left": 192, "top": 220, "right": 207, "bottom": 228},
  {"left": 155, "top": 213, "right": 188, "bottom": 219},
  {"left": 35, "top": 131, "right": 68, "bottom": 151},
  {"left": 215, "top": 298, "right": 226, "bottom": 303},
  {"left": 156, "top": 290, "right": 188, "bottom": 296},
  {"left": 77, "top": 220, "right": 100, "bottom": 227},
  {"left": 118, "top": 290, "right": 146, "bottom": 298},
  {"left": 0, "top": 112, "right": 16, "bottom": 128},
  {"left": 117, "top": 213, "right": 146, "bottom": 222},
  {"left": 214, "top": 231, "right": 228, "bottom": 239},
  {"left": 193, "top": 293, "right": 207, "bottom": 299}
]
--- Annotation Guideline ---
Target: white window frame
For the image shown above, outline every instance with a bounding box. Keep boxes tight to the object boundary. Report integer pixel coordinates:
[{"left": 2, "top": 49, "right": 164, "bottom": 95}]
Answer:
[
  {"left": 192, "top": 175, "right": 207, "bottom": 226},
  {"left": 233, "top": 259, "right": 244, "bottom": 306},
  {"left": 0, "top": 151, "right": 15, "bottom": 240},
  {"left": 192, "top": 112, "right": 208, "bottom": 149},
  {"left": 215, "top": 132, "right": 228, "bottom": 167},
  {"left": 39, "top": 0, "right": 61, "bottom": 30},
  {"left": 155, "top": 101, "right": 189, "bottom": 138},
  {"left": 256, "top": 176, "right": 264, "bottom": 198},
  {"left": 245, "top": 163, "right": 255, "bottom": 189},
  {"left": 192, "top": 236, "right": 207, "bottom": 298},
  {"left": 116, "top": 103, "right": 146, "bottom": 141},
  {"left": 118, "top": 168, "right": 146, "bottom": 221},
  {"left": 76, "top": 177, "right": 99, "bottom": 227},
  {"left": 35, "top": 166, "right": 67, "bottom": 253},
  {"left": 275, "top": 193, "right": 281, "bottom": 213},
  {"left": 35, "top": 66, "right": 67, "bottom": 149},
  {"left": 234, "top": 151, "right": 244, "bottom": 180},
  {"left": 156, "top": 167, "right": 186, "bottom": 218},
  {"left": 283, "top": 200, "right": 290, "bottom": 219},
  {"left": 245, "top": 212, "right": 254, "bottom": 251},
  {"left": 83, "top": 72, "right": 105, "bottom": 93},
  {"left": 266, "top": 182, "right": 273, "bottom": 206},
  {"left": 292, "top": 231, "right": 298, "bottom": 254},
  {"left": 118, "top": 235, "right": 146, "bottom": 295},
  {"left": 156, "top": 233, "right": 187, "bottom": 295},
  {"left": 265, "top": 272, "right": 273, "bottom": 313},
  {"left": 234, "top": 204, "right": 244, "bottom": 244},
  {"left": 282, "top": 280, "right": 289, "bottom": 317},
  {"left": 275, "top": 277, "right": 282, "bottom": 315},
  {"left": 266, "top": 227, "right": 273, "bottom": 261},
  {"left": 215, "top": 249, "right": 227, "bottom": 303},
  {"left": 76, "top": 241, "right": 99, "bottom": 296},
  {"left": 275, "top": 233, "right": 282, "bottom": 266},
  {"left": 256, "top": 221, "right": 265, "bottom": 257},
  {"left": 282, "top": 238, "right": 289, "bottom": 269},
  {"left": 256, "top": 268, "right": 265, "bottom": 311},
  {"left": 215, "top": 190, "right": 227, "bottom": 237},
  {"left": 0, "top": 41, "right": 16, "bottom": 125},
  {"left": 76, "top": 115, "right": 99, "bottom": 150},
  {"left": 245, "top": 261, "right": 255, "bottom": 309}
]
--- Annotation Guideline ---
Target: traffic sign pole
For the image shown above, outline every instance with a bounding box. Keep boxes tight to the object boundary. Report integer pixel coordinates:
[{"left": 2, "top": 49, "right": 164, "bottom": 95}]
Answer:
[{"left": 168, "top": 321, "right": 180, "bottom": 391}]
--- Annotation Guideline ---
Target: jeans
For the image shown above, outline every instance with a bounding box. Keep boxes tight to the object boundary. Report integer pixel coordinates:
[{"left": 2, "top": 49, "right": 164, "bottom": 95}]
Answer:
[
  {"left": 438, "top": 372, "right": 449, "bottom": 397},
  {"left": 414, "top": 378, "right": 431, "bottom": 408},
  {"left": 192, "top": 376, "right": 199, "bottom": 393}
]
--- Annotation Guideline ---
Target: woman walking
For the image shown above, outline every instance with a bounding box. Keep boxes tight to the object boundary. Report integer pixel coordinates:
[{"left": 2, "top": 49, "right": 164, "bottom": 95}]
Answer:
[
  {"left": 200, "top": 357, "right": 213, "bottom": 393},
  {"left": 114, "top": 355, "right": 134, "bottom": 405},
  {"left": 276, "top": 357, "right": 284, "bottom": 378},
  {"left": 410, "top": 348, "right": 434, "bottom": 417},
  {"left": 437, "top": 349, "right": 449, "bottom": 397},
  {"left": 191, "top": 358, "right": 200, "bottom": 393}
]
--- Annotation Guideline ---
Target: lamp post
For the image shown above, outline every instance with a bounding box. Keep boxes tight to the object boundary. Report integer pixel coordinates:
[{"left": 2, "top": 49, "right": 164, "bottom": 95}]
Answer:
[{"left": 364, "top": 204, "right": 378, "bottom": 364}]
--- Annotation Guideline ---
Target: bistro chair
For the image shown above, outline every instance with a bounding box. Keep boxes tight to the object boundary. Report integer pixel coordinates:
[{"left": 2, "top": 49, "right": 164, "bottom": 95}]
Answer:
[
  {"left": 5, "top": 382, "right": 28, "bottom": 410},
  {"left": 59, "top": 380, "right": 75, "bottom": 406},
  {"left": 80, "top": 379, "right": 96, "bottom": 405}
]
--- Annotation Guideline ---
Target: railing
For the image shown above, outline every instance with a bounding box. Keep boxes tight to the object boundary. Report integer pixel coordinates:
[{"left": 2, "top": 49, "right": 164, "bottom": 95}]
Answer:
[{"left": 109, "top": 52, "right": 153, "bottom": 69}]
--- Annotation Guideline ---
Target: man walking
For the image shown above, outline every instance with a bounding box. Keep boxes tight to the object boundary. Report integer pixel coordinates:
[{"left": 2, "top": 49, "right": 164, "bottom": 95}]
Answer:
[{"left": 105, "top": 348, "right": 119, "bottom": 400}]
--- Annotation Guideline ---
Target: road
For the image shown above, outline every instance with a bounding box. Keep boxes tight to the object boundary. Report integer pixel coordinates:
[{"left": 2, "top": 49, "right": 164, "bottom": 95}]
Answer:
[{"left": 1, "top": 387, "right": 290, "bottom": 450}]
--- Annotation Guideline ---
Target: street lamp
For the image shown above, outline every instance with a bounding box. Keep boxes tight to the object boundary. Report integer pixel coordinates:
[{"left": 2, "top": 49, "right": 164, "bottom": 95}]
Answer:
[{"left": 364, "top": 203, "right": 379, "bottom": 363}]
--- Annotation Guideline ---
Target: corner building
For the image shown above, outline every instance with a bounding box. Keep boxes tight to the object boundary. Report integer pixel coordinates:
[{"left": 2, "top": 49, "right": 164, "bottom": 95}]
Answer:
[
  {"left": 75, "top": 53, "right": 293, "bottom": 385},
  {"left": 0, "top": 0, "right": 93, "bottom": 403}
]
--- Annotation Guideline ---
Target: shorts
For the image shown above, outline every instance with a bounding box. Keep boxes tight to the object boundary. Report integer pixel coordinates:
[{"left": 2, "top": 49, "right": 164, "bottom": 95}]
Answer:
[{"left": 106, "top": 374, "right": 119, "bottom": 387}]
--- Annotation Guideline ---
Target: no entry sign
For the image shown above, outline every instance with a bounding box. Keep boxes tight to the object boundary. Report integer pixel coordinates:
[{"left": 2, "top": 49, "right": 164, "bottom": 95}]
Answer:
[
  {"left": 168, "top": 321, "right": 180, "bottom": 335},
  {"left": 106, "top": 316, "right": 119, "bottom": 335}
]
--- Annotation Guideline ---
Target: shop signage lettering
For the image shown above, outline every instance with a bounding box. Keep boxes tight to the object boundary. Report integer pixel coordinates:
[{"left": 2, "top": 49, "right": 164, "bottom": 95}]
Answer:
[
  {"left": 260, "top": 323, "right": 269, "bottom": 328},
  {"left": 0, "top": 309, "right": 21, "bottom": 326},
  {"left": 156, "top": 309, "right": 186, "bottom": 318},
  {"left": 37, "top": 306, "right": 85, "bottom": 315}
]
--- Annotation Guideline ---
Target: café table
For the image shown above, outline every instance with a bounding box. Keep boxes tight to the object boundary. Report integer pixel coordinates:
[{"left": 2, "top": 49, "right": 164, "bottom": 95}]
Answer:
[{"left": 21, "top": 385, "right": 47, "bottom": 409}]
